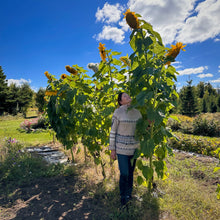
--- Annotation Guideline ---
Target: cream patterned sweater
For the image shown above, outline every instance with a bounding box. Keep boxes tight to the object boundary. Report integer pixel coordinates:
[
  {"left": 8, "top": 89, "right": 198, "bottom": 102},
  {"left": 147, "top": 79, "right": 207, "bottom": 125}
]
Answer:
[{"left": 109, "top": 105, "right": 142, "bottom": 156}]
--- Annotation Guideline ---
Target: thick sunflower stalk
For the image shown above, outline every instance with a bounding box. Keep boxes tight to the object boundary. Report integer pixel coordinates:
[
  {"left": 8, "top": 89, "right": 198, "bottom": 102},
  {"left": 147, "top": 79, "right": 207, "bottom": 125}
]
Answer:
[
  {"left": 123, "top": 9, "right": 185, "bottom": 191},
  {"left": 44, "top": 65, "right": 93, "bottom": 162}
]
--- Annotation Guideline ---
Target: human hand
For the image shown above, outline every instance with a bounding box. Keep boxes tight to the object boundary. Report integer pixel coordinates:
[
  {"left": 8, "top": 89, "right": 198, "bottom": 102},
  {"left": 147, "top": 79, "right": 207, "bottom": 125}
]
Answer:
[{"left": 110, "top": 150, "right": 116, "bottom": 160}]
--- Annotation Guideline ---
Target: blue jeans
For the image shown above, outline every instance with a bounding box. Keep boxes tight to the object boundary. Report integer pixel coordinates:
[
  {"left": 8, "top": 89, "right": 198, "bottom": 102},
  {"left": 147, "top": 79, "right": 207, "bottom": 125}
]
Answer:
[{"left": 117, "top": 154, "right": 136, "bottom": 203}]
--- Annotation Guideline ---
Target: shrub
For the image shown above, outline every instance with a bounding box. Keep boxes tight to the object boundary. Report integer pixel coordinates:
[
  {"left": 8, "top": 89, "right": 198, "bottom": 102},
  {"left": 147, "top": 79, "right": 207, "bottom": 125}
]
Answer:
[
  {"left": 168, "top": 132, "right": 220, "bottom": 158},
  {"left": 167, "top": 114, "right": 194, "bottom": 133},
  {"left": 0, "top": 138, "right": 65, "bottom": 189},
  {"left": 167, "top": 118, "right": 181, "bottom": 131},
  {"left": 193, "top": 115, "right": 220, "bottom": 137},
  {"left": 20, "top": 115, "right": 47, "bottom": 132}
]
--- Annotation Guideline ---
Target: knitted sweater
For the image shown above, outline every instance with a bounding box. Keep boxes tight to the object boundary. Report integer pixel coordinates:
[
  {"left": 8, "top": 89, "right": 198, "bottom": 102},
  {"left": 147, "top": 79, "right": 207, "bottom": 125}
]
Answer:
[{"left": 109, "top": 105, "right": 142, "bottom": 156}]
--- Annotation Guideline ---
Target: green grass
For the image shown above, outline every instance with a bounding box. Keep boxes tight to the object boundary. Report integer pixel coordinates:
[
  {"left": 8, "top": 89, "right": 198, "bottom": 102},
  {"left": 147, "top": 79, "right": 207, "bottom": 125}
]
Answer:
[
  {"left": 0, "top": 115, "right": 219, "bottom": 219},
  {"left": 156, "top": 154, "right": 220, "bottom": 220},
  {"left": 0, "top": 116, "right": 53, "bottom": 146}
]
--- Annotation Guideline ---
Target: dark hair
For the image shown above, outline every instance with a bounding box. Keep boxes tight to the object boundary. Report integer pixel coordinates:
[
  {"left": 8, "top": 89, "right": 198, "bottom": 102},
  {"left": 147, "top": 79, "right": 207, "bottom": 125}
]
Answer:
[{"left": 118, "top": 92, "right": 124, "bottom": 106}]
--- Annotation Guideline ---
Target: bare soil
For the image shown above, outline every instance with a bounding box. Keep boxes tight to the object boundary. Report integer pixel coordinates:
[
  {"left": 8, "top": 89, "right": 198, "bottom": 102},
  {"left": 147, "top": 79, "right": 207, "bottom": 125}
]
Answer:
[
  {"left": 0, "top": 175, "right": 113, "bottom": 220},
  {"left": 0, "top": 149, "right": 219, "bottom": 220}
]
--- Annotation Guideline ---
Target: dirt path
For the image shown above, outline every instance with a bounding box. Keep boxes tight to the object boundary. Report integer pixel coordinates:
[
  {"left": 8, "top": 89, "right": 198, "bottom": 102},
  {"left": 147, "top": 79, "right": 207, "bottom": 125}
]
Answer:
[{"left": 0, "top": 175, "right": 112, "bottom": 220}]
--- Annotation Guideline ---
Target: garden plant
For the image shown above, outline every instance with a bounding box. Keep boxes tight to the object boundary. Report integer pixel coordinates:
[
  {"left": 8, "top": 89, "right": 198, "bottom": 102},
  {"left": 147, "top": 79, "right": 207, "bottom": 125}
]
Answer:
[{"left": 44, "top": 9, "right": 186, "bottom": 191}]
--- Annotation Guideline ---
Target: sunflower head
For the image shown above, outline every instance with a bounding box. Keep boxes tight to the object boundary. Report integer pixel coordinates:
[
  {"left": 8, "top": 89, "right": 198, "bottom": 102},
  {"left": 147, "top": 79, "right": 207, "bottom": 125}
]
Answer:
[
  {"left": 65, "top": 65, "right": 78, "bottom": 75},
  {"left": 123, "top": 9, "right": 140, "bottom": 29},
  {"left": 45, "top": 90, "right": 57, "bottom": 96},
  {"left": 165, "top": 42, "right": 186, "bottom": 65},
  {"left": 98, "top": 42, "right": 107, "bottom": 62},
  {"left": 61, "top": 74, "right": 68, "bottom": 80},
  {"left": 120, "top": 55, "right": 130, "bottom": 66},
  {"left": 44, "top": 71, "right": 52, "bottom": 81}
]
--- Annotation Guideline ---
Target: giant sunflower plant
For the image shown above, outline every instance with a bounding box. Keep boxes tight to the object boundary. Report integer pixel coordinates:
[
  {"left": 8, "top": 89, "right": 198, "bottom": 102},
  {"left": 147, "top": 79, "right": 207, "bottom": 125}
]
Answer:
[
  {"left": 124, "top": 9, "right": 185, "bottom": 190},
  {"left": 83, "top": 43, "right": 127, "bottom": 177},
  {"left": 45, "top": 65, "right": 93, "bottom": 162}
]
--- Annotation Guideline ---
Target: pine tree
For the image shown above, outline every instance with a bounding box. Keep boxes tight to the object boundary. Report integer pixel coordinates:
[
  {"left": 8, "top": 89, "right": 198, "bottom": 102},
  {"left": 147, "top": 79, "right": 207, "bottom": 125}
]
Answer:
[
  {"left": 196, "top": 81, "right": 205, "bottom": 98},
  {"left": 217, "top": 95, "right": 220, "bottom": 112},
  {"left": 0, "top": 66, "right": 8, "bottom": 114},
  {"left": 6, "top": 83, "right": 20, "bottom": 115},
  {"left": 205, "top": 82, "right": 217, "bottom": 96},
  {"left": 180, "top": 80, "right": 198, "bottom": 117},
  {"left": 201, "top": 97, "right": 208, "bottom": 113},
  {"left": 36, "top": 87, "right": 46, "bottom": 113},
  {"left": 18, "top": 83, "right": 34, "bottom": 117},
  {"left": 209, "top": 95, "right": 217, "bottom": 113}
]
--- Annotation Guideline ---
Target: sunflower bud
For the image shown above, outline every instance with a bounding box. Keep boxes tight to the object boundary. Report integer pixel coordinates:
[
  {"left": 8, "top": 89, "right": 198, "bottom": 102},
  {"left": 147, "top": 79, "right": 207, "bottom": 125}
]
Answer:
[
  {"left": 98, "top": 42, "right": 107, "bottom": 62},
  {"left": 44, "top": 71, "right": 52, "bottom": 81},
  {"left": 65, "top": 65, "right": 78, "bottom": 75}
]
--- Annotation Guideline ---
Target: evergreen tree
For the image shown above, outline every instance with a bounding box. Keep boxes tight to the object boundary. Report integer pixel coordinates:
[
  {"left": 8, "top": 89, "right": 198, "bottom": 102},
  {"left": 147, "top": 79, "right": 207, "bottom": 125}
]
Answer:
[
  {"left": 5, "top": 83, "right": 20, "bottom": 115},
  {"left": 196, "top": 81, "right": 205, "bottom": 98},
  {"left": 36, "top": 87, "right": 46, "bottom": 112},
  {"left": 201, "top": 97, "right": 208, "bottom": 113},
  {"left": 0, "top": 66, "right": 8, "bottom": 114},
  {"left": 209, "top": 95, "right": 217, "bottom": 113},
  {"left": 217, "top": 95, "right": 220, "bottom": 111},
  {"left": 180, "top": 80, "right": 197, "bottom": 117},
  {"left": 18, "top": 83, "right": 34, "bottom": 117},
  {"left": 205, "top": 82, "right": 217, "bottom": 96}
]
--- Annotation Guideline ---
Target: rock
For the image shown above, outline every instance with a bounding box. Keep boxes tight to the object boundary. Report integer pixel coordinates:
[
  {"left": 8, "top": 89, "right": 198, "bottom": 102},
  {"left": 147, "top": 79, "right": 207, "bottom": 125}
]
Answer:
[{"left": 25, "top": 146, "right": 68, "bottom": 164}]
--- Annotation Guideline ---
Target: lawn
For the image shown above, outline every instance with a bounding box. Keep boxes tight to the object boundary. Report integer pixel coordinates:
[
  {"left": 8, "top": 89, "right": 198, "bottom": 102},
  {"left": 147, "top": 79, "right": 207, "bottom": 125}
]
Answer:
[{"left": 0, "top": 115, "right": 53, "bottom": 147}]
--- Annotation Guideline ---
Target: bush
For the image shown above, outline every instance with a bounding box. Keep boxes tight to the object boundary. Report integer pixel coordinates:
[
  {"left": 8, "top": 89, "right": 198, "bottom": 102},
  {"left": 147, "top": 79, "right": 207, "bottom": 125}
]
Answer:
[
  {"left": 20, "top": 115, "right": 47, "bottom": 132},
  {"left": 167, "top": 118, "right": 181, "bottom": 131},
  {"left": 168, "top": 132, "right": 220, "bottom": 158},
  {"left": 0, "top": 138, "right": 65, "bottom": 189},
  {"left": 193, "top": 115, "right": 220, "bottom": 137},
  {"left": 167, "top": 114, "right": 194, "bottom": 133},
  {"left": 168, "top": 114, "right": 220, "bottom": 137}
]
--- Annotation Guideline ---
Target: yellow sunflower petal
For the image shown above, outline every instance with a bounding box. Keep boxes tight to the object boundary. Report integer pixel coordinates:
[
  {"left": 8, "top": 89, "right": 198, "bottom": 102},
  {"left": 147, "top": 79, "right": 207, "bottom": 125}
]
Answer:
[
  {"left": 120, "top": 56, "right": 130, "bottom": 66},
  {"left": 98, "top": 42, "right": 107, "bottom": 62},
  {"left": 44, "top": 71, "right": 52, "bottom": 81},
  {"left": 61, "top": 74, "right": 68, "bottom": 79},
  {"left": 165, "top": 42, "right": 186, "bottom": 65}
]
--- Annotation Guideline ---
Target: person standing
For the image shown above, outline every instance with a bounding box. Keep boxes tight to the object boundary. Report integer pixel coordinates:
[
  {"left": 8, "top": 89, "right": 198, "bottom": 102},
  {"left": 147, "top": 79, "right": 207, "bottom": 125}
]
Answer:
[{"left": 109, "top": 92, "right": 142, "bottom": 206}]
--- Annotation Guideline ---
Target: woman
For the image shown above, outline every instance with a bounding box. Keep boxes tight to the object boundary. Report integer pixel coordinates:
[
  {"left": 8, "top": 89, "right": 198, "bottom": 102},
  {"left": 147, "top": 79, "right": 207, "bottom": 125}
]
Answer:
[{"left": 109, "top": 92, "right": 142, "bottom": 206}]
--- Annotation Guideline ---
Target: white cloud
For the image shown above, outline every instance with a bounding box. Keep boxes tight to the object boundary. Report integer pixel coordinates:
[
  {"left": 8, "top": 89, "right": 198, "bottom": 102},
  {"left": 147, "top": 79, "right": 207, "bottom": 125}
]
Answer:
[
  {"left": 178, "top": 66, "right": 208, "bottom": 76},
  {"left": 127, "top": 0, "right": 195, "bottom": 44},
  {"left": 177, "top": 0, "right": 220, "bottom": 43},
  {"left": 95, "top": 3, "right": 124, "bottom": 24},
  {"left": 197, "top": 73, "right": 213, "bottom": 78},
  {"left": 210, "top": 78, "right": 220, "bottom": 83},
  {"left": 172, "top": 61, "right": 183, "bottom": 69},
  {"left": 119, "top": 19, "right": 130, "bottom": 32},
  {"left": 7, "top": 78, "right": 31, "bottom": 87},
  {"left": 96, "top": 25, "right": 125, "bottom": 44},
  {"left": 95, "top": 0, "right": 220, "bottom": 45}
]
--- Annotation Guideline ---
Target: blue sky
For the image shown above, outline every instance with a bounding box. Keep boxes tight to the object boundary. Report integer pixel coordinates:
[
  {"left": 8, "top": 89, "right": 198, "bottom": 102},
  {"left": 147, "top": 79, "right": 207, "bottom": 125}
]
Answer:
[{"left": 0, "top": 0, "right": 220, "bottom": 92}]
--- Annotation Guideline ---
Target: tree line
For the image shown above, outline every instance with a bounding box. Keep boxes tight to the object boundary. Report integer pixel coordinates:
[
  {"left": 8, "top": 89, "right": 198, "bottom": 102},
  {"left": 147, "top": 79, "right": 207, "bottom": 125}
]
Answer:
[
  {"left": 1, "top": 65, "right": 220, "bottom": 117},
  {"left": 0, "top": 66, "right": 46, "bottom": 117},
  {"left": 175, "top": 80, "right": 220, "bottom": 116}
]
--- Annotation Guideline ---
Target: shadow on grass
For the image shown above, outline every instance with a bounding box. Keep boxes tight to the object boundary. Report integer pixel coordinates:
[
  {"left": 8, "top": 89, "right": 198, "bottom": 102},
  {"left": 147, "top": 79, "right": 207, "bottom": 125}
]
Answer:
[
  {"left": 24, "top": 116, "right": 38, "bottom": 119},
  {"left": 0, "top": 147, "right": 160, "bottom": 220},
  {"left": 0, "top": 173, "right": 160, "bottom": 220}
]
